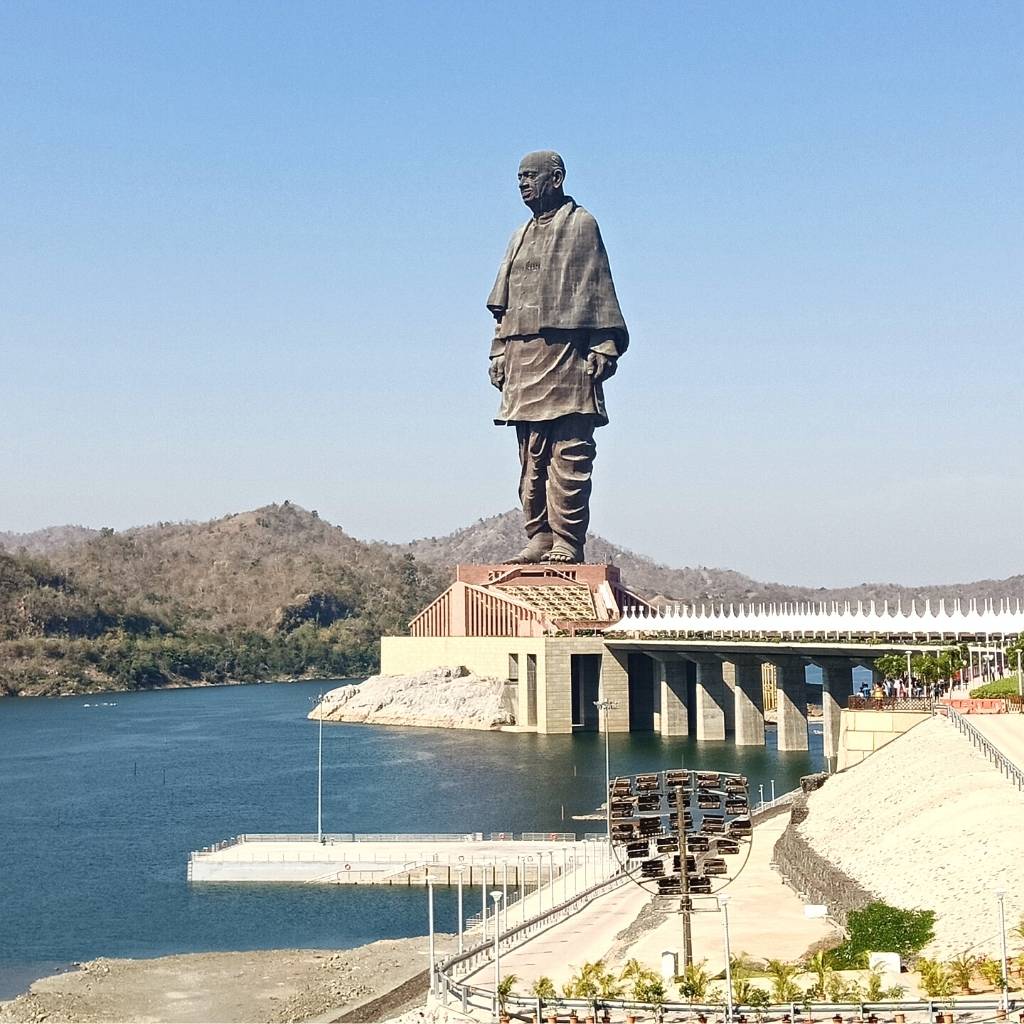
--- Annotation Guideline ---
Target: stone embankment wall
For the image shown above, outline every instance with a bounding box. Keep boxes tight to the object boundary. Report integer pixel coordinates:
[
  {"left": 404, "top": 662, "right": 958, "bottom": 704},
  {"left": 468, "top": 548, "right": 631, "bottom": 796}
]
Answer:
[
  {"left": 309, "top": 666, "right": 515, "bottom": 730},
  {"left": 772, "top": 793, "right": 876, "bottom": 927},
  {"left": 837, "top": 708, "right": 932, "bottom": 770}
]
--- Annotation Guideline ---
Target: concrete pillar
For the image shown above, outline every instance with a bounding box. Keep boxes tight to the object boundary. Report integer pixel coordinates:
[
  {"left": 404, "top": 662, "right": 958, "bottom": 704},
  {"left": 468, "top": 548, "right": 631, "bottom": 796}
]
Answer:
[
  {"left": 652, "top": 656, "right": 689, "bottom": 737},
  {"left": 539, "top": 642, "right": 573, "bottom": 735},
  {"left": 598, "top": 650, "right": 631, "bottom": 732},
  {"left": 688, "top": 656, "right": 727, "bottom": 741},
  {"left": 820, "top": 659, "right": 853, "bottom": 763},
  {"left": 730, "top": 656, "right": 766, "bottom": 746},
  {"left": 720, "top": 661, "right": 737, "bottom": 734},
  {"left": 772, "top": 657, "right": 809, "bottom": 751}
]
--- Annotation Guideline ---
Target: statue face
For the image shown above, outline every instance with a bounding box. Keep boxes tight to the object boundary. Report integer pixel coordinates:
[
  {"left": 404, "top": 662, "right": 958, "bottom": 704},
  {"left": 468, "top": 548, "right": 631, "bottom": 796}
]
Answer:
[{"left": 517, "top": 155, "right": 563, "bottom": 209}]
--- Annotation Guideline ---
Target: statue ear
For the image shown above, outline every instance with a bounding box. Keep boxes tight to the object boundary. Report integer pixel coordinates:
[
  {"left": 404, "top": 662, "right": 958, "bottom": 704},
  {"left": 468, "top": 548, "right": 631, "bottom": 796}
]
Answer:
[{"left": 551, "top": 168, "right": 565, "bottom": 189}]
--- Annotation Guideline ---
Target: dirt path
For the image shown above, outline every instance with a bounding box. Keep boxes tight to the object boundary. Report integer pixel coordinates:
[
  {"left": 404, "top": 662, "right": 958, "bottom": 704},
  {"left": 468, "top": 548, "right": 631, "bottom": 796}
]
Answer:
[{"left": 0, "top": 937, "right": 454, "bottom": 1024}]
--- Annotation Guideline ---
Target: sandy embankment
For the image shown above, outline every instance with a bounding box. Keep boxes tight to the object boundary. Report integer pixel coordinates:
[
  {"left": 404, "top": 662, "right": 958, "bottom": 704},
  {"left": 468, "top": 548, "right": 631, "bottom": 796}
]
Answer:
[
  {"left": 0, "top": 937, "right": 454, "bottom": 1024},
  {"left": 310, "top": 666, "right": 514, "bottom": 730},
  {"left": 798, "top": 714, "right": 1024, "bottom": 957}
]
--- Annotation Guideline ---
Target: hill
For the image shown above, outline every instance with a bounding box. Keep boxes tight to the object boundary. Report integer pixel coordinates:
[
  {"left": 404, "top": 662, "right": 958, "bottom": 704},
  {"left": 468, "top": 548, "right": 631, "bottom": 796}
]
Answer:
[
  {"left": 0, "top": 503, "right": 444, "bottom": 697},
  {"left": 393, "top": 510, "right": 1024, "bottom": 606},
  {"left": 4, "top": 503, "right": 1023, "bottom": 698}
]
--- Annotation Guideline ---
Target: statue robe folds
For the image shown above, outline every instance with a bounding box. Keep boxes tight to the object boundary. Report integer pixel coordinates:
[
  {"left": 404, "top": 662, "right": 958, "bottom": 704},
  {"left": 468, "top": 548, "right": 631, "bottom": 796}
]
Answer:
[{"left": 487, "top": 196, "right": 628, "bottom": 559}]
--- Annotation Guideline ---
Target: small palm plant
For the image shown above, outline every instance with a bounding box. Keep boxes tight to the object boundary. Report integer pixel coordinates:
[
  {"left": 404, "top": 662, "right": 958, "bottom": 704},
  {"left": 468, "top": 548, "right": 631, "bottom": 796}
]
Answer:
[
  {"left": 947, "top": 952, "right": 978, "bottom": 994},
  {"left": 497, "top": 973, "right": 519, "bottom": 1018},
  {"left": 765, "top": 959, "right": 802, "bottom": 1004},
  {"left": 803, "top": 950, "right": 834, "bottom": 1000},
  {"left": 675, "top": 959, "right": 712, "bottom": 1004}
]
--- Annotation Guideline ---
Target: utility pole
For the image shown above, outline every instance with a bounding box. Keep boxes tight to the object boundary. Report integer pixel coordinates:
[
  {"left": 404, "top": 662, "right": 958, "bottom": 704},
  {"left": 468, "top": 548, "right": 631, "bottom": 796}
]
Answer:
[{"left": 675, "top": 784, "right": 692, "bottom": 967}]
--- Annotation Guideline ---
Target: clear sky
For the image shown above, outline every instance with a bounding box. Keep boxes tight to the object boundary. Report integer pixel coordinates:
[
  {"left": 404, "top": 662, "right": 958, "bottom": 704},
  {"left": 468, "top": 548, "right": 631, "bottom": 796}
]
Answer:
[{"left": 2, "top": 1, "right": 1021, "bottom": 586}]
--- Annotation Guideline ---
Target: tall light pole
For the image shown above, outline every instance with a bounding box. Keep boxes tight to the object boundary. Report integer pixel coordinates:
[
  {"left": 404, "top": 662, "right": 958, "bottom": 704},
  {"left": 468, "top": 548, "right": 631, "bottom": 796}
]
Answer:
[
  {"left": 548, "top": 851, "right": 556, "bottom": 907},
  {"left": 426, "top": 871, "right": 436, "bottom": 996},
  {"left": 502, "top": 860, "right": 509, "bottom": 927},
  {"left": 905, "top": 651, "right": 913, "bottom": 697},
  {"left": 455, "top": 865, "right": 465, "bottom": 954},
  {"left": 491, "top": 890, "right": 504, "bottom": 1022},
  {"left": 481, "top": 876, "right": 488, "bottom": 941},
  {"left": 594, "top": 699, "right": 617, "bottom": 853},
  {"left": 318, "top": 697, "right": 324, "bottom": 840},
  {"left": 720, "top": 895, "right": 734, "bottom": 1024},
  {"left": 996, "top": 889, "right": 1009, "bottom": 1013}
]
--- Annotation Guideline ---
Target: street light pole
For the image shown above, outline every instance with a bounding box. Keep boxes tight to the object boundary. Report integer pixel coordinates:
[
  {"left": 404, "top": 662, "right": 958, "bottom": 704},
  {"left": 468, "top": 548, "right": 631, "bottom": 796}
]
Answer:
[
  {"left": 490, "top": 890, "right": 504, "bottom": 1023},
  {"left": 720, "top": 895, "right": 734, "bottom": 1024},
  {"left": 996, "top": 889, "right": 1009, "bottom": 1013},
  {"left": 427, "top": 871, "right": 436, "bottom": 996},
  {"left": 481, "top": 876, "right": 488, "bottom": 942},
  {"left": 316, "top": 692, "right": 324, "bottom": 841},
  {"left": 456, "top": 866, "right": 465, "bottom": 954},
  {"left": 594, "top": 699, "right": 617, "bottom": 854},
  {"left": 502, "top": 861, "right": 508, "bottom": 931}
]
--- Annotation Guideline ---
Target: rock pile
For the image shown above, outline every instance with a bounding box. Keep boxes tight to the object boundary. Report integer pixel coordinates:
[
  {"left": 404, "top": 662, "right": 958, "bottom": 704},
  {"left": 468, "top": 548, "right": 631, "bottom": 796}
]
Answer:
[{"left": 309, "top": 666, "right": 515, "bottom": 730}]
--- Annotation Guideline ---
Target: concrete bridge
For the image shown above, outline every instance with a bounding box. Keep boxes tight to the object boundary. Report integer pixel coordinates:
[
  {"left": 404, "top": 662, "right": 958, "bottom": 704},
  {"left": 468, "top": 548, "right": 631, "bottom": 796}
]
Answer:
[
  {"left": 382, "top": 578, "right": 1020, "bottom": 746},
  {"left": 601, "top": 597, "right": 1023, "bottom": 756}
]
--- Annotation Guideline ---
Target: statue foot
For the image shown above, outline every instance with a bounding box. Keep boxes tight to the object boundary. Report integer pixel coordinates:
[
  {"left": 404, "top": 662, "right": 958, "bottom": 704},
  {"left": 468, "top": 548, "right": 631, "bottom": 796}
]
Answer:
[
  {"left": 511, "top": 533, "right": 553, "bottom": 563},
  {"left": 542, "top": 541, "right": 584, "bottom": 564}
]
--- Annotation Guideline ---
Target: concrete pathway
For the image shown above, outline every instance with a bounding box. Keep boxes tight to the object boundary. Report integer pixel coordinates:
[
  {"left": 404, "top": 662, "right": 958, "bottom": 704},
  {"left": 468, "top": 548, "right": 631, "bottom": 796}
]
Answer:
[
  {"left": 963, "top": 712, "right": 1024, "bottom": 774},
  {"left": 463, "top": 808, "right": 837, "bottom": 993}
]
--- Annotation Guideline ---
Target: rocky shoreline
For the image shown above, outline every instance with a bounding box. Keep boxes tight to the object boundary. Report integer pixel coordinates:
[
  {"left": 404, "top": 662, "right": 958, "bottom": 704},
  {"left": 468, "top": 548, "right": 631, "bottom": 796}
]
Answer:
[
  {"left": 0, "top": 937, "right": 455, "bottom": 1024},
  {"left": 310, "top": 666, "right": 515, "bottom": 730}
]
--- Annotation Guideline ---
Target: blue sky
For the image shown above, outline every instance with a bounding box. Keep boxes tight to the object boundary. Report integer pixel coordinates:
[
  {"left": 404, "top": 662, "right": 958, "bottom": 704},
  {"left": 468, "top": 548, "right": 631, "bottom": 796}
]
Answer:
[{"left": 2, "top": 1, "right": 1021, "bottom": 586}]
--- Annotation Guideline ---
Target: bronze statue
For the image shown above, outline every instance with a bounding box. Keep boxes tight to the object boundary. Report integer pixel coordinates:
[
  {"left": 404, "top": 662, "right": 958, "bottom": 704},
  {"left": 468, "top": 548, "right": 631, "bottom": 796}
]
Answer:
[{"left": 487, "top": 151, "right": 628, "bottom": 564}]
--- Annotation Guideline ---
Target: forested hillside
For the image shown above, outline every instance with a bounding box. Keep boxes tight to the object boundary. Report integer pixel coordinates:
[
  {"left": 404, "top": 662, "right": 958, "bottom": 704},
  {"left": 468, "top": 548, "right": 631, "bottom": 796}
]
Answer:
[
  {"left": 0, "top": 503, "right": 445, "bottom": 697},
  {"left": 3, "top": 502, "right": 1022, "bottom": 698}
]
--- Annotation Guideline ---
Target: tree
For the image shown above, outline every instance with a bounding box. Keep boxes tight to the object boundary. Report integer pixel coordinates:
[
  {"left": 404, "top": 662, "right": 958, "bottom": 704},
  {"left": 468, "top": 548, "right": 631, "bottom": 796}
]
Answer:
[
  {"left": 675, "top": 960, "right": 712, "bottom": 1004},
  {"left": 873, "top": 654, "right": 905, "bottom": 681}
]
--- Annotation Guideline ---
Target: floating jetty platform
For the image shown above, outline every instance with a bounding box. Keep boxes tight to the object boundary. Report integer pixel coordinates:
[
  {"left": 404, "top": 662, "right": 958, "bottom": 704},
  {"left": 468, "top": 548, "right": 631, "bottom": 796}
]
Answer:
[{"left": 187, "top": 831, "right": 611, "bottom": 884}]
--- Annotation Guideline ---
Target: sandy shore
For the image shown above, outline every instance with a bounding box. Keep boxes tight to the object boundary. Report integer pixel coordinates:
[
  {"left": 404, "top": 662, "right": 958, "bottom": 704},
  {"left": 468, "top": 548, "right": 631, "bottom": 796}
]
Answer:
[
  {"left": 0, "top": 937, "right": 454, "bottom": 1024},
  {"left": 799, "top": 714, "right": 1024, "bottom": 957}
]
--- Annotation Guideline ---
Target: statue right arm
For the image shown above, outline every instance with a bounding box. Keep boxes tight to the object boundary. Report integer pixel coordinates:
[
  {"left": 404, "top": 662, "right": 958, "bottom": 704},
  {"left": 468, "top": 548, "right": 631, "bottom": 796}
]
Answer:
[{"left": 489, "top": 335, "right": 506, "bottom": 390}]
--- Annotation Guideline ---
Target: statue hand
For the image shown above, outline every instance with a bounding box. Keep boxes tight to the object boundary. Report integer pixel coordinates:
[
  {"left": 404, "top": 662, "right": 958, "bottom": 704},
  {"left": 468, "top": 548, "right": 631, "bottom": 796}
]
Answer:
[
  {"left": 586, "top": 352, "right": 617, "bottom": 382},
  {"left": 489, "top": 354, "right": 506, "bottom": 390}
]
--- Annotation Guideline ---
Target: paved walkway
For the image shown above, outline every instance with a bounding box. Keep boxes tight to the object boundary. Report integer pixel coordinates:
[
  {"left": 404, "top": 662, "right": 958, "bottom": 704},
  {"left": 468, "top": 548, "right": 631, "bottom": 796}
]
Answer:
[
  {"left": 964, "top": 712, "right": 1024, "bottom": 773},
  {"left": 463, "top": 809, "right": 836, "bottom": 992}
]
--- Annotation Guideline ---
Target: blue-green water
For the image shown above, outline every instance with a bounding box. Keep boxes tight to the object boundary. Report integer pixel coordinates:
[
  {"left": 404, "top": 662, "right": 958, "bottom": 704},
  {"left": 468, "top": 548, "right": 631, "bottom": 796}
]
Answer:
[{"left": 0, "top": 681, "right": 824, "bottom": 999}]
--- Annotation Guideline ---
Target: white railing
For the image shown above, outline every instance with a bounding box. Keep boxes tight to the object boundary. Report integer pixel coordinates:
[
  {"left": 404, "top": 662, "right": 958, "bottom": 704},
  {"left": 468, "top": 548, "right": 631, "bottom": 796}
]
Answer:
[{"left": 607, "top": 596, "right": 1024, "bottom": 641}]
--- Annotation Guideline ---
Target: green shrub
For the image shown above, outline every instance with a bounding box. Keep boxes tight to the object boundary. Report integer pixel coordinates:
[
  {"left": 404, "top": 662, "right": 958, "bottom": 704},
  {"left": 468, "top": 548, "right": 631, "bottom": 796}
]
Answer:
[
  {"left": 969, "top": 679, "right": 1019, "bottom": 698},
  {"left": 917, "top": 958, "right": 954, "bottom": 998},
  {"left": 830, "top": 902, "right": 936, "bottom": 967}
]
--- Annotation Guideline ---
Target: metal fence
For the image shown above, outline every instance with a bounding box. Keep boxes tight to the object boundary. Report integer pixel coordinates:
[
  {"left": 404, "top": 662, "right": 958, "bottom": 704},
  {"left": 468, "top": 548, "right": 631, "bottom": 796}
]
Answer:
[
  {"left": 943, "top": 705, "right": 1024, "bottom": 792},
  {"left": 847, "top": 697, "right": 935, "bottom": 712}
]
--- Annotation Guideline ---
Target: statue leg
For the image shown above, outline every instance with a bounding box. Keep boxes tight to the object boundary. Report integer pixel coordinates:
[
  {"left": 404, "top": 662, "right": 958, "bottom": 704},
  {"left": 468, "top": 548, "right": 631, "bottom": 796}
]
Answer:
[
  {"left": 541, "top": 414, "right": 595, "bottom": 564},
  {"left": 513, "top": 424, "right": 553, "bottom": 562}
]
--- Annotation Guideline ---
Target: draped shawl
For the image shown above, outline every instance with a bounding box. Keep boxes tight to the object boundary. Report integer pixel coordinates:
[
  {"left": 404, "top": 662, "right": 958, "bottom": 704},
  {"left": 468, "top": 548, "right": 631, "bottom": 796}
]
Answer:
[{"left": 486, "top": 198, "right": 629, "bottom": 350}]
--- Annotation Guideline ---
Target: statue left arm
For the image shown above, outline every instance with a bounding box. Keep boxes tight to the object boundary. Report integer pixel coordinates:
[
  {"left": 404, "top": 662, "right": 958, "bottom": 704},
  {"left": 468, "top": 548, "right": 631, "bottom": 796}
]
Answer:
[{"left": 586, "top": 332, "right": 620, "bottom": 382}]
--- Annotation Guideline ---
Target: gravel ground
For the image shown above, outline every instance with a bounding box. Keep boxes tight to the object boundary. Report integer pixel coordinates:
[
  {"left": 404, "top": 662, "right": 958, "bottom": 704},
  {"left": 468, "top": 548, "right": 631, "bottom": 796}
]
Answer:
[{"left": 0, "top": 937, "right": 455, "bottom": 1024}]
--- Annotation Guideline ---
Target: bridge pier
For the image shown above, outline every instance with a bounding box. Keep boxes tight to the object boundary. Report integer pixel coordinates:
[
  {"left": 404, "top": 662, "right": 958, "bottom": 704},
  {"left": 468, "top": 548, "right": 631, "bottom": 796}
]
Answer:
[
  {"left": 772, "top": 656, "right": 809, "bottom": 751},
  {"left": 651, "top": 655, "right": 689, "bottom": 737},
  {"left": 819, "top": 658, "right": 853, "bottom": 763},
  {"left": 688, "top": 655, "right": 728, "bottom": 741},
  {"left": 730, "top": 656, "right": 766, "bottom": 746}
]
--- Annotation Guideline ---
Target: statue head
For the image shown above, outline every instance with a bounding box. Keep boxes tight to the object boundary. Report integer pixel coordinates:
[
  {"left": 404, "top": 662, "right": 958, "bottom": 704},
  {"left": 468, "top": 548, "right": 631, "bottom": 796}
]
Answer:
[{"left": 517, "top": 151, "right": 565, "bottom": 215}]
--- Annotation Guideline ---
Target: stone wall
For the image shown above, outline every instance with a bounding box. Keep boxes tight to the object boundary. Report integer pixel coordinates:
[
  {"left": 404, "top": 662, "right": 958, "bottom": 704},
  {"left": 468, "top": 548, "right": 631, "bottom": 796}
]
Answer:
[
  {"left": 771, "top": 794, "right": 877, "bottom": 927},
  {"left": 837, "top": 708, "right": 932, "bottom": 770}
]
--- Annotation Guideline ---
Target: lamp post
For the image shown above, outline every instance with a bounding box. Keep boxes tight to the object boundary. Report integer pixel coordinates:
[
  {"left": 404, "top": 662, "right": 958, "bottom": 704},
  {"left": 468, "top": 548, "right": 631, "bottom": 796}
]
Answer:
[
  {"left": 502, "top": 861, "right": 509, "bottom": 928},
  {"left": 548, "top": 851, "right": 556, "bottom": 907},
  {"left": 481, "top": 876, "right": 488, "bottom": 942},
  {"left": 996, "top": 889, "right": 1009, "bottom": 1013},
  {"left": 594, "top": 698, "right": 617, "bottom": 853},
  {"left": 455, "top": 865, "right": 465, "bottom": 954},
  {"left": 720, "top": 895, "right": 734, "bottom": 1024},
  {"left": 561, "top": 847, "right": 568, "bottom": 902},
  {"left": 905, "top": 651, "right": 913, "bottom": 697},
  {"left": 490, "top": 890, "right": 504, "bottom": 1022},
  {"left": 426, "top": 871, "right": 436, "bottom": 996}
]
